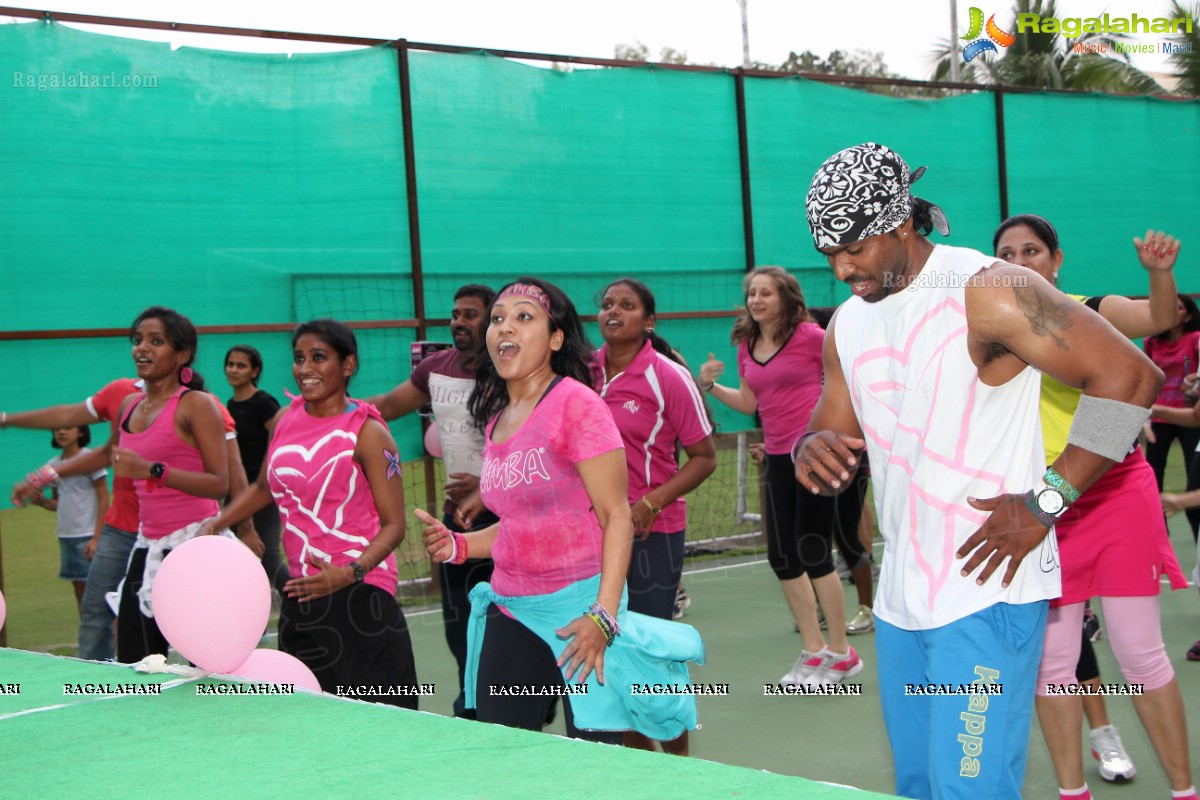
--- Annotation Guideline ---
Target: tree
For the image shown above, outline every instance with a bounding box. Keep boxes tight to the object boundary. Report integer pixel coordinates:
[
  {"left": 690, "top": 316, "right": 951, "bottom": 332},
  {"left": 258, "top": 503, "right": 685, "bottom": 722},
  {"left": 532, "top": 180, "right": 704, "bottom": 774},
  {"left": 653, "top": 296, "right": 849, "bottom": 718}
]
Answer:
[
  {"left": 613, "top": 42, "right": 689, "bottom": 65},
  {"left": 1166, "top": 1, "right": 1200, "bottom": 96},
  {"left": 928, "top": 0, "right": 1163, "bottom": 94},
  {"left": 751, "top": 49, "right": 915, "bottom": 96}
]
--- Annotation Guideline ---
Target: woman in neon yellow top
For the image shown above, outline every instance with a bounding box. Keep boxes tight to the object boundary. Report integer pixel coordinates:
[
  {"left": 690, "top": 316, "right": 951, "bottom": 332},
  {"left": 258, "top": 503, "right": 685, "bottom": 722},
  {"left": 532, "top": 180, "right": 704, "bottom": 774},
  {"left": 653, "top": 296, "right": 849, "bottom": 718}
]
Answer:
[{"left": 993, "top": 215, "right": 1192, "bottom": 800}]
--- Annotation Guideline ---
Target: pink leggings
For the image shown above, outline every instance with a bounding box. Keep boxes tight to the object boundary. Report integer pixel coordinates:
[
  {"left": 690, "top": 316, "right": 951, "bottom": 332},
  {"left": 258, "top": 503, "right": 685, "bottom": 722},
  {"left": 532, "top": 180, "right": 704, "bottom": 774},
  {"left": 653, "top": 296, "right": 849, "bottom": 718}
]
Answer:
[{"left": 1037, "top": 596, "right": 1175, "bottom": 695}]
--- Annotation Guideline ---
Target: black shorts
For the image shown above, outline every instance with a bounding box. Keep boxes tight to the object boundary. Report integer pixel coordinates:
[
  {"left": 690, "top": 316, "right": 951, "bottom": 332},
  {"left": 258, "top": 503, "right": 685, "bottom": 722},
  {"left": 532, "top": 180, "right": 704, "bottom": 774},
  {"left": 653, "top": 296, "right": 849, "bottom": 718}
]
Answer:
[{"left": 279, "top": 582, "right": 419, "bottom": 709}]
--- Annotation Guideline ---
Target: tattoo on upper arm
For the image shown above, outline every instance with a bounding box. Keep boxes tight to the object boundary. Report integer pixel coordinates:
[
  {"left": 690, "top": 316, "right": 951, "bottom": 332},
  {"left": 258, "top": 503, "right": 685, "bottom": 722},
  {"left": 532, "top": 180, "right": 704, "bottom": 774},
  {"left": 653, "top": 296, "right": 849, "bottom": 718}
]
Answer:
[
  {"left": 1012, "top": 285, "right": 1072, "bottom": 350},
  {"left": 385, "top": 450, "right": 402, "bottom": 480}
]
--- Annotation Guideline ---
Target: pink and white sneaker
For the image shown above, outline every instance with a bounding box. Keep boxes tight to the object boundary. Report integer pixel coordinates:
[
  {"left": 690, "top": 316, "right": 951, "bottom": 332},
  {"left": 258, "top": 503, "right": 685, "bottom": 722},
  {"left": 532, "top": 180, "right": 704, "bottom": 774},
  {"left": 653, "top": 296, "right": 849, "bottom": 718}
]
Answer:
[
  {"left": 779, "top": 650, "right": 826, "bottom": 687},
  {"left": 805, "top": 646, "right": 864, "bottom": 687}
]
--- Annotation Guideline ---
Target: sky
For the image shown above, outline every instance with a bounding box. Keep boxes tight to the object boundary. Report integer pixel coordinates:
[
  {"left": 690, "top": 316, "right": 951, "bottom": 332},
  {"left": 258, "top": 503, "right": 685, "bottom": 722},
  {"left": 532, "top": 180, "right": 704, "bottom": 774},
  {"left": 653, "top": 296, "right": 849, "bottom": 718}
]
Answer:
[{"left": 3, "top": 0, "right": 1188, "bottom": 81}]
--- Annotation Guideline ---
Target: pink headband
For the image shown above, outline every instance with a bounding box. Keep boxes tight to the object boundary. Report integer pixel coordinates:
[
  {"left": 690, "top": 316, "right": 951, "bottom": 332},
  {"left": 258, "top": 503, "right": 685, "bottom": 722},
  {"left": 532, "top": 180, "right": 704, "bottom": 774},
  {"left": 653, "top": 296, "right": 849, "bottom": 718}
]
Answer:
[{"left": 498, "top": 283, "right": 552, "bottom": 314}]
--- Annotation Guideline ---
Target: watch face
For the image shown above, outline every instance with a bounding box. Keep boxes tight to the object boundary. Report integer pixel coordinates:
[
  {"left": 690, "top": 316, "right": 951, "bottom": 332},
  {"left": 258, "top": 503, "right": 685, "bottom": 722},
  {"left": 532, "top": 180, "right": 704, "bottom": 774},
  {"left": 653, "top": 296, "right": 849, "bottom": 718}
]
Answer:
[
  {"left": 150, "top": 463, "right": 164, "bottom": 479},
  {"left": 1036, "top": 488, "right": 1065, "bottom": 515}
]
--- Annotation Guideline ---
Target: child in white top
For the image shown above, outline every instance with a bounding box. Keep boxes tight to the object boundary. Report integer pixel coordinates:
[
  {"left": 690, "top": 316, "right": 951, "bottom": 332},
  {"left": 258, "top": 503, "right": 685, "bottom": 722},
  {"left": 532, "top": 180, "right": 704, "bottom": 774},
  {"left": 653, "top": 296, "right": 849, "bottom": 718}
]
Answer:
[{"left": 30, "top": 426, "right": 109, "bottom": 613}]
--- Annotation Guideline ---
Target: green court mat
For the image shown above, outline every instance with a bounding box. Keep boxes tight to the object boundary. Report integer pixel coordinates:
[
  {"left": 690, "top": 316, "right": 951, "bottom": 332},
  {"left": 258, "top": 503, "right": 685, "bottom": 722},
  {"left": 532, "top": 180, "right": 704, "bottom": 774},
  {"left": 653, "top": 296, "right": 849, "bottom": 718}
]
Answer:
[{"left": 0, "top": 648, "right": 893, "bottom": 799}]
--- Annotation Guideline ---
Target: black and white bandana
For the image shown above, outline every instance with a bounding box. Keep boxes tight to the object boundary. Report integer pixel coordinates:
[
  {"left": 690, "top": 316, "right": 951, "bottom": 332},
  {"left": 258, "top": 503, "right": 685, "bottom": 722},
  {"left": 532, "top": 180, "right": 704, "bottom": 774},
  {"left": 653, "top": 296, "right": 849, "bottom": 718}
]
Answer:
[{"left": 805, "top": 142, "right": 948, "bottom": 249}]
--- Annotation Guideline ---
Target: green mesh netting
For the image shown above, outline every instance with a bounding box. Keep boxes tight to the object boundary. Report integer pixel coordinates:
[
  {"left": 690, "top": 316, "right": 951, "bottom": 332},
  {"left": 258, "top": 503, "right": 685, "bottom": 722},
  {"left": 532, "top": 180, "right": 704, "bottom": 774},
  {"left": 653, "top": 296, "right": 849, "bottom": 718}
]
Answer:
[
  {"left": 1, "top": 20, "right": 1197, "bottom": 499},
  {"left": 1002, "top": 92, "right": 1200, "bottom": 298}
]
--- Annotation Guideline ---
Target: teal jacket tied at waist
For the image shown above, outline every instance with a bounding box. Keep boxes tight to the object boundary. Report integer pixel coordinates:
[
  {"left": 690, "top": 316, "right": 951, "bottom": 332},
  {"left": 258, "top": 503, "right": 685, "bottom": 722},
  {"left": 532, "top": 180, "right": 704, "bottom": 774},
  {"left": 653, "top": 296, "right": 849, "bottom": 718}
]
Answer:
[{"left": 465, "top": 575, "right": 705, "bottom": 741}]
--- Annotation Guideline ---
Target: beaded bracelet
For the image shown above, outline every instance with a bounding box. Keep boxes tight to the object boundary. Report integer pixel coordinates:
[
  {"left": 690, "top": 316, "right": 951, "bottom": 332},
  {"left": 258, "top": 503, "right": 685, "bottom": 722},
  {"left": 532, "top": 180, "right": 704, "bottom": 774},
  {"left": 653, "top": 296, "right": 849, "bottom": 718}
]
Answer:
[
  {"left": 586, "top": 602, "right": 621, "bottom": 646},
  {"left": 25, "top": 464, "right": 60, "bottom": 490}
]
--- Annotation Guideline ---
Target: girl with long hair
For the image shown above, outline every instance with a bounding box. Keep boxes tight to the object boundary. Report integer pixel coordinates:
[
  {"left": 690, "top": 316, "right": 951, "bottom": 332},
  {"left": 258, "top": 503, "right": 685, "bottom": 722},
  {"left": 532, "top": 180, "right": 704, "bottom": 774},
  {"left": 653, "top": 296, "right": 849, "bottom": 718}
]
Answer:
[
  {"left": 420, "top": 277, "right": 702, "bottom": 744},
  {"left": 699, "top": 266, "right": 868, "bottom": 688}
]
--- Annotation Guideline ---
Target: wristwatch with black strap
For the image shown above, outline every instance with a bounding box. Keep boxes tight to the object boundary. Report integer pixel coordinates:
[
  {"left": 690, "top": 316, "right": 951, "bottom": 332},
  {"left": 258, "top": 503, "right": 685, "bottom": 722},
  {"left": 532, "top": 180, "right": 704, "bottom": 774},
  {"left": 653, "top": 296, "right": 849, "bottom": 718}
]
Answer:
[{"left": 1023, "top": 466, "right": 1081, "bottom": 527}]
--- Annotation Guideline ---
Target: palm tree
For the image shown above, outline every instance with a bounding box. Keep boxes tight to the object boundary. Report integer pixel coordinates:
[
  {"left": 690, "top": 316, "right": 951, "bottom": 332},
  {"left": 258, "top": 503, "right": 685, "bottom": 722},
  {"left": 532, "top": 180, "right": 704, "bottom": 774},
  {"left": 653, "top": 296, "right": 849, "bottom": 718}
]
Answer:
[
  {"left": 1165, "top": 1, "right": 1200, "bottom": 96},
  {"left": 928, "top": 0, "right": 1163, "bottom": 93}
]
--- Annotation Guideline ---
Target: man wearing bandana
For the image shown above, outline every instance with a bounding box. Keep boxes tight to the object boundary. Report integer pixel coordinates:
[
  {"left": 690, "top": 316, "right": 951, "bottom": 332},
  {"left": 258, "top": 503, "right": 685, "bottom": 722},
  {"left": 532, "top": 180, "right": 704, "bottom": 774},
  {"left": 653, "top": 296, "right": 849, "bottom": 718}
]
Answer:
[{"left": 794, "top": 143, "right": 1167, "bottom": 799}]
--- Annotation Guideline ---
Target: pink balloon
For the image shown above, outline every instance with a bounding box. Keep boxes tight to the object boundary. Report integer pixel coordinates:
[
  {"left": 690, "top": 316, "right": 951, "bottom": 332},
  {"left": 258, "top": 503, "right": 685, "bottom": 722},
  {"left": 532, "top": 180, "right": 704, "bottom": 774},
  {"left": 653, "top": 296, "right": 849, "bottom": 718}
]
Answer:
[
  {"left": 230, "top": 648, "right": 322, "bottom": 693},
  {"left": 0, "top": 588, "right": 6, "bottom": 631},
  {"left": 151, "top": 536, "right": 270, "bottom": 672},
  {"left": 424, "top": 424, "right": 443, "bottom": 458}
]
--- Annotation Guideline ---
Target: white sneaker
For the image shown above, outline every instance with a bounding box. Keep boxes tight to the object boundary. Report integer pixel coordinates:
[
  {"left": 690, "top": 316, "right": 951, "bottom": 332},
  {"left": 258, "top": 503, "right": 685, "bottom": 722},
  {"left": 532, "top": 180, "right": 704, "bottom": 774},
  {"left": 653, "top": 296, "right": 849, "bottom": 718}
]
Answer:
[
  {"left": 805, "top": 646, "right": 864, "bottom": 687},
  {"left": 846, "top": 605, "right": 875, "bottom": 634},
  {"left": 1090, "top": 724, "right": 1136, "bottom": 782},
  {"left": 780, "top": 650, "right": 826, "bottom": 687},
  {"left": 672, "top": 586, "right": 691, "bottom": 620}
]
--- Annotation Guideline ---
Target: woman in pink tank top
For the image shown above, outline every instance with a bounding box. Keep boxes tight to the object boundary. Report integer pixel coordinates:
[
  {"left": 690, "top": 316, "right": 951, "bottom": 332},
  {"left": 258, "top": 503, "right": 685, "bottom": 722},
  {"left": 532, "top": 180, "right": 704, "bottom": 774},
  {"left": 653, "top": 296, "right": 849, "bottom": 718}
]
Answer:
[
  {"left": 110, "top": 306, "right": 230, "bottom": 664},
  {"left": 209, "top": 319, "right": 418, "bottom": 707}
]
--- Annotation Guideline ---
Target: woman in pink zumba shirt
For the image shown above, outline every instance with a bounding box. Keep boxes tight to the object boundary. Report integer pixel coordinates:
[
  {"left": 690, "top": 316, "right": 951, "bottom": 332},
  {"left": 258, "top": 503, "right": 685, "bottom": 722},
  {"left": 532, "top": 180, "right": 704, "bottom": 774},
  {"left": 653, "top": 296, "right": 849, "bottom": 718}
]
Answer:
[{"left": 420, "top": 277, "right": 704, "bottom": 745}]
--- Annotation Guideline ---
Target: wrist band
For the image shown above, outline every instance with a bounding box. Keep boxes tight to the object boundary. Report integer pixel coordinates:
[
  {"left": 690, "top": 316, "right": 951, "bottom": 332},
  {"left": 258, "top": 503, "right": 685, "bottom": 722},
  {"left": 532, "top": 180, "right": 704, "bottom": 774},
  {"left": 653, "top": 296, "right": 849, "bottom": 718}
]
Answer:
[
  {"left": 698, "top": 380, "right": 714, "bottom": 393},
  {"left": 1067, "top": 394, "right": 1150, "bottom": 462},
  {"left": 1, "top": 411, "right": 7, "bottom": 427},
  {"left": 585, "top": 612, "right": 611, "bottom": 643},
  {"left": 446, "top": 530, "right": 468, "bottom": 565},
  {"left": 639, "top": 496, "right": 661, "bottom": 515},
  {"left": 586, "top": 602, "right": 620, "bottom": 646},
  {"left": 791, "top": 431, "right": 819, "bottom": 463},
  {"left": 584, "top": 612, "right": 617, "bottom": 647},
  {"left": 1042, "top": 466, "right": 1080, "bottom": 504}
]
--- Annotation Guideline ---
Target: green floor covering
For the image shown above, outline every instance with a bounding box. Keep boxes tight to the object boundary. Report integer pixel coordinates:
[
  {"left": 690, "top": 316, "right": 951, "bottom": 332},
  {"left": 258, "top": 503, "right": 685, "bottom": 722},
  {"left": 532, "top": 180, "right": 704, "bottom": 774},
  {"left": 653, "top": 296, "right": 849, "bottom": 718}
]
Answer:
[{"left": 0, "top": 648, "right": 891, "bottom": 799}]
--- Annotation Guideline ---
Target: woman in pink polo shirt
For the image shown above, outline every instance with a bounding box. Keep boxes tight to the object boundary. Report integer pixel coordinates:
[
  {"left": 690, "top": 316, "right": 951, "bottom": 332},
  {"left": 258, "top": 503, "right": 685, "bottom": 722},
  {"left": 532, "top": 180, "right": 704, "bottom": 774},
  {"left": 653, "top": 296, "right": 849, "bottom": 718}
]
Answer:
[
  {"left": 594, "top": 278, "right": 717, "bottom": 755},
  {"left": 209, "top": 319, "right": 418, "bottom": 707}
]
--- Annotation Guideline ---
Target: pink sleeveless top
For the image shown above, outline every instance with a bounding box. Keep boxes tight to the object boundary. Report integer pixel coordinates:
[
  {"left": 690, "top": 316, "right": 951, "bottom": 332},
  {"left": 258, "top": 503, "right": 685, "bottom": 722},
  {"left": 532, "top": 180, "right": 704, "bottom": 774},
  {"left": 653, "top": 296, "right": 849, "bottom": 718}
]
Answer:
[
  {"left": 266, "top": 397, "right": 398, "bottom": 596},
  {"left": 119, "top": 387, "right": 219, "bottom": 539}
]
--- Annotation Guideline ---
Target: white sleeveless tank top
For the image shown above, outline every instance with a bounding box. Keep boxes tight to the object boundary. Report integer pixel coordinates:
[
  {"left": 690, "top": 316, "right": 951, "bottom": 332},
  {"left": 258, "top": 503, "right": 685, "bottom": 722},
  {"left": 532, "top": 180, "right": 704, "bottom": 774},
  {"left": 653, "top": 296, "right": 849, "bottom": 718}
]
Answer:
[{"left": 835, "top": 244, "right": 1060, "bottom": 630}]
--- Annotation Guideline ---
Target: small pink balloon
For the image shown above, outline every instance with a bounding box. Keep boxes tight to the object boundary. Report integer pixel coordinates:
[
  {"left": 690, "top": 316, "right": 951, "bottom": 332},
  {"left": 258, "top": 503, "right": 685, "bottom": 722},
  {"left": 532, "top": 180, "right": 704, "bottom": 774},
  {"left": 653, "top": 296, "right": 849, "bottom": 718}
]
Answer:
[
  {"left": 230, "top": 648, "right": 322, "bottom": 693},
  {"left": 152, "top": 536, "right": 270, "bottom": 673},
  {"left": 0, "top": 588, "right": 6, "bottom": 631},
  {"left": 424, "top": 424, "right": 443, "bottom": 459}
]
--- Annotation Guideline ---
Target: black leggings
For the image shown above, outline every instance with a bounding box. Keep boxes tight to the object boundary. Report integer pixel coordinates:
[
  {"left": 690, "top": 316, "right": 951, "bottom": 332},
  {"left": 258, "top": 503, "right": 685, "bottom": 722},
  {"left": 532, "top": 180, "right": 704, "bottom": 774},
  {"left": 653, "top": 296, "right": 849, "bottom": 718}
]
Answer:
[
  {"left": 762, "top": 453, "right": 869, "bottom": 581},
  {"left": 1145, "top": 422, "right": 1200, "bottom": 538},
  {"left": 1190, "top": 448, "right": 1200, "bottom": 543},
  {"left": 1075, "top": 629, "right": 1100, "bottom": 683},
  {"left": 116, "top": 547, "right": 170, "bottom": 663},
  {"left": 627, "top": 530, "right": 685, "bottom": 620},
  {"left": 476, "top": 604, "right": 621, "bottom": 744}
]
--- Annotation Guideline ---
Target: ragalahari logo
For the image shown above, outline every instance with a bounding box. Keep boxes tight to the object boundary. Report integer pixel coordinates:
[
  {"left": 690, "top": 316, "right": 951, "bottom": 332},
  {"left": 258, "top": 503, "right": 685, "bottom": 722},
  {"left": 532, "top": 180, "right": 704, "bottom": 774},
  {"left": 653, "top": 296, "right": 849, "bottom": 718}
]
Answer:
[{"left": 961, "top": 7, "right": 1015, "bottom": 62}]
